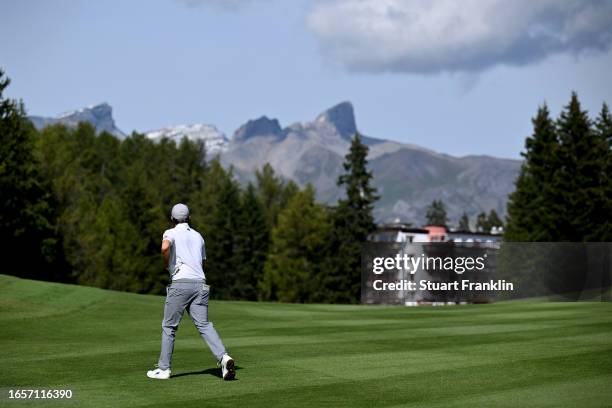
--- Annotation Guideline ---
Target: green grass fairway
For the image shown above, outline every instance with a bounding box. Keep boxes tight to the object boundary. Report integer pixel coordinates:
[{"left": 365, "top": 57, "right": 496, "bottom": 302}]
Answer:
[{"left": 1, "top": 275, "right": 611, "bottom": 407}]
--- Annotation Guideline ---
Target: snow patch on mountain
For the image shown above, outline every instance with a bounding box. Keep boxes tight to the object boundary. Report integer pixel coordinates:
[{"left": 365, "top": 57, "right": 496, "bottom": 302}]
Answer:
[{"left": 145, "top": 123, "right": 229, "bottom": 154}]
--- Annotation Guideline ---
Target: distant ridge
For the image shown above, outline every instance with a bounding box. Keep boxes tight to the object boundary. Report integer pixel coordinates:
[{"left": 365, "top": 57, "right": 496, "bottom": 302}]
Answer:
[
  {"left": 29, "top": 101, "right": 521, "bottom": 225},
  {"left": 29, "top": 102, "right": 126, "bottom": 139}
]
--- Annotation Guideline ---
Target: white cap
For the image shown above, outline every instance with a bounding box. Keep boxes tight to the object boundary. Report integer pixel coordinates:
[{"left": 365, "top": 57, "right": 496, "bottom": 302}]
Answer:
[{"left": 171, "top": 203, "right": 189, "bottom": 222}]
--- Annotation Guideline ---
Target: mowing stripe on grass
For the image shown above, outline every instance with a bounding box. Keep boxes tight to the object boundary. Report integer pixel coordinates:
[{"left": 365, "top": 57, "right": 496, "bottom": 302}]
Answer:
[{"left": 1, "top": 274, "right": 610, "bottom": 408}]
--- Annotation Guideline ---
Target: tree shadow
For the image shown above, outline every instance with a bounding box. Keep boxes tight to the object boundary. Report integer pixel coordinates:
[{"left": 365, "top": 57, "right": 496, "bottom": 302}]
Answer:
[{"left": 171, "top": 365, "right": 243, "bottom": 380}]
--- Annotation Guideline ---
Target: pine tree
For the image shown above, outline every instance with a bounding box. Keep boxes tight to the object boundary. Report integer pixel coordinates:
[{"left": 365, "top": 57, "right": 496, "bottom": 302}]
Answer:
[
  {"left": 592, "top": 103, "right": 612, "bottom": 241},
  {"left": 235, "top": 183, "right": 270, "bottom": 300},
  {"left": 554, "top": 93, "right": 608, "bottom": 241},
  {"left": 255, "top": 163, "right": 288, "bottom": 229},
  {"left": 83, "top": 195, "right": 148, "bottom": 292},
  {"left": 505, "top": 104, "right": 559, "bottom": 241},
  {"left": 476, "top": 212, "right": 488, "bottom": 233},
  {"left": 458, "top": 212, "right": 470, "bottom": 231},
  {"left": 260, "top": 185, "right": 331, "bottom": 302},
  {"left": 506, "top": 94, "right": 610, "bottom": 241},
  {"left": 204, "top": 166, "right": 242, "bottom": 299},
  {"left": 117, "top": 134, "right": 168, "bottom": 293},
  {"left": 0, "top": 69, "right": 58, "bottom": 279},
  {"left": 174, "top": 137, "right": 207, "bottom": 198},
  {"left": 329, "top": 133, "right": 378, "bottom": 303},
  {"left": 425, "top": 199, "right": 447, "bottom": 226},
  {"left": 487, "top": 209, "right": 503, "bottom": 232},
  {"left": 595, "top": 103, "right": 612, "bottom": 147}
]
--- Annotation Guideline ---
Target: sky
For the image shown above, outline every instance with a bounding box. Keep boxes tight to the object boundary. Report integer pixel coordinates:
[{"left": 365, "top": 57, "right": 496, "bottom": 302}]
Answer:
[{"left": 1, "top": 0, "right": 611, "bottom": 159}]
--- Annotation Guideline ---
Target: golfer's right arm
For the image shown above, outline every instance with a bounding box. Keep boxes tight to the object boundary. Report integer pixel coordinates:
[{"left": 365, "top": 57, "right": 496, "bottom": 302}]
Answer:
[{"left": 162, "top": 239, "right": 171, "bottom": 269}]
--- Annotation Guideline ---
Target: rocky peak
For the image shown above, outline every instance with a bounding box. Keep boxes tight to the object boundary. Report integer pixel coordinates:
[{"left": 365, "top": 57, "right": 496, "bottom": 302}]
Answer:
[
  {"left": 89, "top": 102, "right": 113, "bottom": 119},
  {"left": 58, "top": 102, "right": 113, "bottom": 123},
  {"left": 315, "top": 101, "right": 357, "bottom": 139},
  {"left": 30, "top": 102, "right": 126, "bottom": 138},
  {"left": 233, "top": 116, "right": 283, "bottom": 142}
]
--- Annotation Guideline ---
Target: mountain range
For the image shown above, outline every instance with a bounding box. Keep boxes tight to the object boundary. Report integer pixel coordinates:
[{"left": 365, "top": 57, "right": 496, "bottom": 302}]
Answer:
[
  {"left": 29, "top": 102, "right": 521, "bottom": 226},
  {"left": 29, "top": 103, "right": 126, "bottom": 139}
]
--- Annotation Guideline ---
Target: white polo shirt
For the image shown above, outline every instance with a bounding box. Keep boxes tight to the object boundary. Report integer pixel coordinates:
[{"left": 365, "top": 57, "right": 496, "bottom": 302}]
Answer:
[{"left": 162, "top": 223, "right": 206, "bottom": 281}]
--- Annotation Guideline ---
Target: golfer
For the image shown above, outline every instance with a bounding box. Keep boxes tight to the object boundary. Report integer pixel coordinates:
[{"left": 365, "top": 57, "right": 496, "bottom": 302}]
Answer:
[{"left": 147, "top": 203, "right": 235, "bottom": 380}]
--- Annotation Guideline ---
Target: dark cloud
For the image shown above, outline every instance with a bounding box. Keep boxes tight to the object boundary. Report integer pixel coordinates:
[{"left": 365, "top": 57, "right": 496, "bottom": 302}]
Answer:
[{"left": 306, "top": 0, "right": 612, "bottom": 74}]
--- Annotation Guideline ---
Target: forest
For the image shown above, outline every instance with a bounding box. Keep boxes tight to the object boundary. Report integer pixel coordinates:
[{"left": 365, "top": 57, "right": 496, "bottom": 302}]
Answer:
[
  {"left": 1, "top": 68, "right": 610, "bottom": 302},
  {"left": 0, "top": 70, "right": 378, "bottom": 303}
]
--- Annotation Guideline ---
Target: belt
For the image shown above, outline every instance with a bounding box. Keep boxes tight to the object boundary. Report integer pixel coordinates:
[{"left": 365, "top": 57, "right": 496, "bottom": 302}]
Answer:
[{"left": 172, "top": 278, "right": 205, "bottom": 283}]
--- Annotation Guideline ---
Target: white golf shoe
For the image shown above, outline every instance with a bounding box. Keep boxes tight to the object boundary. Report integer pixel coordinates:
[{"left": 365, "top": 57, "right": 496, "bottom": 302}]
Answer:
[
  {"left": 220, "top": 354, "right": 235, "bottom": 381},
  {"left": 146, "top": 368, "right": 171, "bottom": 380}
]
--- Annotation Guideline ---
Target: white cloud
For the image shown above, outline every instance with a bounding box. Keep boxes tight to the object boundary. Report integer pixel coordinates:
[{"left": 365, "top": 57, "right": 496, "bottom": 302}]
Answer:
[{"left": 306, "top": 0, "right": 612, "bottom": 74}]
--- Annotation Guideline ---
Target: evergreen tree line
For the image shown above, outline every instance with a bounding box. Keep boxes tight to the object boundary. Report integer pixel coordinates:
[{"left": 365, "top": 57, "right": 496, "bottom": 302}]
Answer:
[
  {"left": 425, "top": 200, "right": 503, "bottom": 234},
  {"left": 505, "top": 93, "right": 611, "bottom": 241},
  {"left": 425, "top": 92, "right": 610, "bottom": 240},
  {"left": 0, "top": 70, "right": 377, "bottom": 303},
  {"left": 3, "top": 67, "right": 609, "bottom": 302}
]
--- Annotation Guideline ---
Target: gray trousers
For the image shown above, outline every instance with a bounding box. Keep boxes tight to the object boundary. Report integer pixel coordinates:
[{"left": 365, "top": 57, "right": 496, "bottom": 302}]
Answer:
[{"left": 157, "top": 280, "right": 227, "bottom": 370}]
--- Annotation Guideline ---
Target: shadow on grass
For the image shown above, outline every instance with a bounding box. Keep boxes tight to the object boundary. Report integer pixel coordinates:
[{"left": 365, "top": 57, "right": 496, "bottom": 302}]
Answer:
[{"left": 171, "top": 365, "right": 243, "bottom": 380}]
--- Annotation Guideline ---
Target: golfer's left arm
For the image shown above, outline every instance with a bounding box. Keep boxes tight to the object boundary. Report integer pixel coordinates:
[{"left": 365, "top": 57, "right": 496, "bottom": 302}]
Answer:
[{"left": 161, "top": 239, "right": 172, "bottom": 269}]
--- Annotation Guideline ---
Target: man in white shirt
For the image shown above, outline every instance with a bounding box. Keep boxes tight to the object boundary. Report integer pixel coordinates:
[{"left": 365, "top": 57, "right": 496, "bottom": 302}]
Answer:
[{"left": 147, "top": 203, "right": 235, "bottom": 380}]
